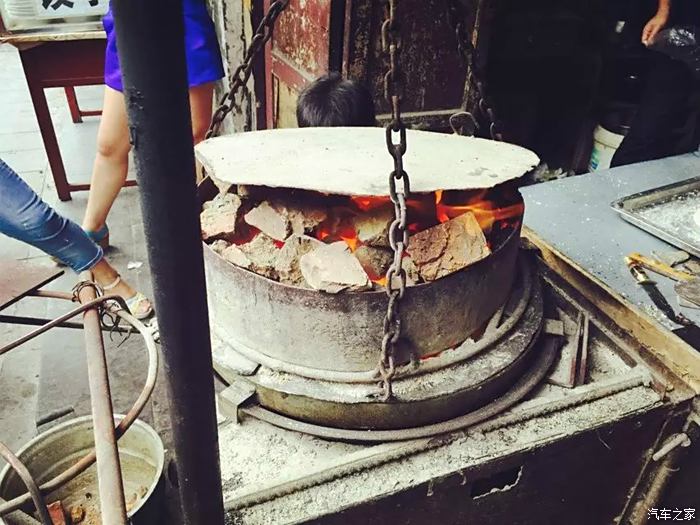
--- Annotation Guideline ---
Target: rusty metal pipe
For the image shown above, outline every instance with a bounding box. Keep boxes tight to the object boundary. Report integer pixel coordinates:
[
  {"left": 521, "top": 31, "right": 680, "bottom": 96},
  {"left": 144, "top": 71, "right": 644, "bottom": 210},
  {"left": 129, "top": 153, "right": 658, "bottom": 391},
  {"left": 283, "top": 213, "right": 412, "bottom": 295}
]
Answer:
[
  {"left": 0, "top": 294, "right": 128, "bottom": 357},
  {"left": 0, "top": 442, "right": 51, "bottom": 525},
  {"left": 27, "top": 290, "right": 74, "bottom": 301},
  {"left": 0, "top": 314, "right": 136, "bottom": 335},
  {"left": 77, "top": 275, "right": 128, "bottom": 525},
  {"left": 0, "top": 309, "right": 158, "bottom": 517}
]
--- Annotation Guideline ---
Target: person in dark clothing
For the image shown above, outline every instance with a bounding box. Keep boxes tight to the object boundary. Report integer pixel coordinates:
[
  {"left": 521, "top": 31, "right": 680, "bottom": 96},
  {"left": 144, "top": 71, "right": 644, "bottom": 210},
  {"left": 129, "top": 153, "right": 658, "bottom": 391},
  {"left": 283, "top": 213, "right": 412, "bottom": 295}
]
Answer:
[
  {"left": 296, "top": 73, "right": 376, "bottom": 128},
  {"left": 611, "top": 0, "right": 700, "bottom": 166}
]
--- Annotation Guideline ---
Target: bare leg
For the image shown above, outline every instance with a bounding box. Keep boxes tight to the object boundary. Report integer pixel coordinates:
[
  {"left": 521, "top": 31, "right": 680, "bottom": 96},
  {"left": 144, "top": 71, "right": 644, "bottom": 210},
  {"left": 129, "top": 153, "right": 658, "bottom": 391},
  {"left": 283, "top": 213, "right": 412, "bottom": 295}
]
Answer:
[
  {"left": 91, "top": 258, "right": 134, "bottom": 297},
  {"left": 83, "top": 82, "right": 215, "bottom": 231},
  {"left": 91, "top": 258, "right": 153, "bottom": 319},
  {"left": 83, "top": 86, "right": 130, "bottom": 233},
  {"left": 190, "top": 82, "right": 215, "bottom": 183},
  {"left": 190, "top": 82, "right": 215, "bottom": 145}
]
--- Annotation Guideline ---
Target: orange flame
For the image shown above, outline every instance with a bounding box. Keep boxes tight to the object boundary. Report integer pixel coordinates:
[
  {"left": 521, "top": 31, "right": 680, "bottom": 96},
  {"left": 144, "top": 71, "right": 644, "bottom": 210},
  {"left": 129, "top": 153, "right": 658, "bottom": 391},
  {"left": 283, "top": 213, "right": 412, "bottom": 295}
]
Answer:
[
  {"left": 312, "top": 187, "right": 523, "bottom": 286},
  {"left": 435, "top": 189, "right": 524, "bottom": 233}
]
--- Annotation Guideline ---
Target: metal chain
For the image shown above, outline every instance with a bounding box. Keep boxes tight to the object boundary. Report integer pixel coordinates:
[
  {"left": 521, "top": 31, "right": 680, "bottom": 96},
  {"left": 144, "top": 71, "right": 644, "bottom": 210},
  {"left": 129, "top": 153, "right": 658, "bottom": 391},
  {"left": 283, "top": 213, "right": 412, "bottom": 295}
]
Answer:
[
  {"left": 205, "top": 0, "right": 290, "bottom": 139},
  {"left": 445, "top": 0, "right": 503, "bottom": 141},
  {"left": 377, "top": 0, "right": 410, "bottom": 402}
]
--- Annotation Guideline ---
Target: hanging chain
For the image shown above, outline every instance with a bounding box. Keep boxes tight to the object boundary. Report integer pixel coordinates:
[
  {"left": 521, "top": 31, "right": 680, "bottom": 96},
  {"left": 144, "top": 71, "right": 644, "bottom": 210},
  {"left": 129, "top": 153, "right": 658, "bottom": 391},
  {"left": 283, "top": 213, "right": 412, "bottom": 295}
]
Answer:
[
  {"left": 377, "top": 0, "right": 410, "bottom": 402},
  {"left": 445, "top": 0, "right": 503, "bottom": 141},
  {"left": 205, "top": 0, "right": 290, "bottom": 139}
]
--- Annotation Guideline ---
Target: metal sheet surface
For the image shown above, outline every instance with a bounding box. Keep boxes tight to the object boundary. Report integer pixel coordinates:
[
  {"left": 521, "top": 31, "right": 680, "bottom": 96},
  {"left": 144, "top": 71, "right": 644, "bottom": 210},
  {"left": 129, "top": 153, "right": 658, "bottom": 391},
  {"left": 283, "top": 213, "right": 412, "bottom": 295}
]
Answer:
[{"left": 522, "top": 153, "right": 700, "bottom": 331}]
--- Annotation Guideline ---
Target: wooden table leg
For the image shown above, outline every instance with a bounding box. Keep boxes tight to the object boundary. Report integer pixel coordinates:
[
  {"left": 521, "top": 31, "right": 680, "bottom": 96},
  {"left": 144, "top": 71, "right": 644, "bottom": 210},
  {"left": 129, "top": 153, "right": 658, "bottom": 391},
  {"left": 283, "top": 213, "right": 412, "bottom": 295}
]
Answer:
[
  {"left": 26, "top": 82, "right": 72, "bottom": 202},
  {"left": 65, "top": 86, "right": 83, "bottom": 124}
]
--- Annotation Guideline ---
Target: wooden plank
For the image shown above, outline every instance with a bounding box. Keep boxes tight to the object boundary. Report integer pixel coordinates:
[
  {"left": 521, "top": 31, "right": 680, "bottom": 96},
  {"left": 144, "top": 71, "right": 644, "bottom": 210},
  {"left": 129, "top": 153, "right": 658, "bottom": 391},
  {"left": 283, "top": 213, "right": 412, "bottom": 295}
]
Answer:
[
  {"left": 524, "top": 226, "right": 700, "bottom": 394},
  {"left": 0, "top": 259, "right": 63, "bottom": 311}
]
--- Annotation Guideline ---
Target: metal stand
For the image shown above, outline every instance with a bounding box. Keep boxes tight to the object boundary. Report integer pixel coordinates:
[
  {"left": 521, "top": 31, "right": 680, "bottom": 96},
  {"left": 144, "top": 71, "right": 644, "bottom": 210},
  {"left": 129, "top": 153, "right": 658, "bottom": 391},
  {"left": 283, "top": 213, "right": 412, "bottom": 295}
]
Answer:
[
  {"left": 0, "top": 287, "right": 158, "bottom": 523},
  {"left": 110, "top": 1, "right": 225, "bottom": 523}
]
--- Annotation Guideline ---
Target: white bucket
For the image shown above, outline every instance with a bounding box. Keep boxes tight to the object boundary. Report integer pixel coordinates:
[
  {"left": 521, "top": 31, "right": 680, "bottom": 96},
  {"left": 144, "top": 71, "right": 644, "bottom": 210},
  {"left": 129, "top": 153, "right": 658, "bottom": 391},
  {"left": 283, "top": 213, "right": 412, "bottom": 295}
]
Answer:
[{"left": 589, "top": 124, "right": 625, "bottom": 172}]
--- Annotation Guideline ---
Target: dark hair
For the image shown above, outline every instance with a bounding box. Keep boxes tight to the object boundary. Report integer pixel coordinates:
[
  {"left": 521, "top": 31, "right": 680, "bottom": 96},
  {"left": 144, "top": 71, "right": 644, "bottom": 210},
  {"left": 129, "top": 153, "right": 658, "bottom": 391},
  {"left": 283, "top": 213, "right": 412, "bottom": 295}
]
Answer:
[{"left": 296, "top": 73, "right": 376, "bottom": 128}]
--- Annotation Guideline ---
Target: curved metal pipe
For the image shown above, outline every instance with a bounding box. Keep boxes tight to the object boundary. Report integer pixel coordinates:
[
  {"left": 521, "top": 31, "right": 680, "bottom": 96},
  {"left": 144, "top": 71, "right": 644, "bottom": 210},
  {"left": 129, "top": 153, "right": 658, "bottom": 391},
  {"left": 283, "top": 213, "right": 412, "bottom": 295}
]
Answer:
[
  {"left": 240, "top": 335, "right": 559, "bottom": 442},
  {"left": 0, "top": 309, "right": 158, "bottom": 517},
  {"left": 0, "top": 294, "right": 129, "bottom": 357},
  {"left": 0, "top": 442, "right": 52, "bottom": 525}
]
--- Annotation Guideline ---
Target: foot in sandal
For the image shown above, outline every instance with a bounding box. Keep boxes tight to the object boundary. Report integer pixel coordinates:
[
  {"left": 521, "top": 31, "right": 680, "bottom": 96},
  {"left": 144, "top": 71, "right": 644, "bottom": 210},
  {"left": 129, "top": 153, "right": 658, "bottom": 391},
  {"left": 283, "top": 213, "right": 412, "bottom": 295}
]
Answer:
[{"left": 91, "top": 258, "right": 154, "bottom": 320}]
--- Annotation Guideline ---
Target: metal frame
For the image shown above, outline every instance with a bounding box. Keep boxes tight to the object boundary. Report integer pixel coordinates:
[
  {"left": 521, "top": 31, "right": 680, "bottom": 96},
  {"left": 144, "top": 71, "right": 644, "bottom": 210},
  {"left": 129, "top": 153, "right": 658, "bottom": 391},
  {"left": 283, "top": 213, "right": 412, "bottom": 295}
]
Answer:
[
  {"left": 0, "top": 283, "right": 158, "bottom": 524},
  {"left": 611, "top": 176, "right": 700, "bottom": 258}
]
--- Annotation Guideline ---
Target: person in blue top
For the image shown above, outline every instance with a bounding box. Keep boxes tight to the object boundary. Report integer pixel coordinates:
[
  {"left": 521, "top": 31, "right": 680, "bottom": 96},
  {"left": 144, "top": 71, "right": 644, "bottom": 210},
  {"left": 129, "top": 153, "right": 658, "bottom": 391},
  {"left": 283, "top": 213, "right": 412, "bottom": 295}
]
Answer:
[{"left": 82, "top": 0, "right": 225, "bottom": 248}]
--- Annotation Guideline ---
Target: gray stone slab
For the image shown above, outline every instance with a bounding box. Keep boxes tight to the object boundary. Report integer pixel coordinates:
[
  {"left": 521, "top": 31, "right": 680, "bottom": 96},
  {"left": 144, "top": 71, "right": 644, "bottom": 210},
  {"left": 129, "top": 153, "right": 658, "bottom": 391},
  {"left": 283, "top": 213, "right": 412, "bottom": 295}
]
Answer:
[
  {"left": 522, "top": 153, "right": 700, "bottom": 331},
  {"left": 197, "top": 127, "right": 540, "bottom": 196}
]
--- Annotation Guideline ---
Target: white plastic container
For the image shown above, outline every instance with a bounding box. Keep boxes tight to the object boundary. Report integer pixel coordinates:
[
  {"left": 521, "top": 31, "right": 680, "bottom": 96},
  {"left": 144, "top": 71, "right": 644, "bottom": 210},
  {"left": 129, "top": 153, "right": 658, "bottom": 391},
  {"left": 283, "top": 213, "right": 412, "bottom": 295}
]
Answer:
[
  {"left": 589, "top": 124, "right": 625, "bottom": 172},
  {"left": 0, "top": 0, "right": 106, "bottom": 34}
]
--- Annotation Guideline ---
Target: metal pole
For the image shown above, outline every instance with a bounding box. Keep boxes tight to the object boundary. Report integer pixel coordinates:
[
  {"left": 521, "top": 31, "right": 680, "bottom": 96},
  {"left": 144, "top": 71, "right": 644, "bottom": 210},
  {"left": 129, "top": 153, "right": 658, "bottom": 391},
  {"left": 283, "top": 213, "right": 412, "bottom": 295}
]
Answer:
[
  {"left": 110, "top": 2, "right": 225, "bottom": 524},
  {"left": 78, "top": 275, "right": 128, "bottom": 525}
]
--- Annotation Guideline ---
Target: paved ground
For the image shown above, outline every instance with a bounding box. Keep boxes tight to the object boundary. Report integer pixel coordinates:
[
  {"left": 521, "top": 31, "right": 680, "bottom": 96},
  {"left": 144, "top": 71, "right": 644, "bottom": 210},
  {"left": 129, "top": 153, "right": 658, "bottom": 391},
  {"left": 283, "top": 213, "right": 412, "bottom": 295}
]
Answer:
[{"left": 0, "top": 41, "right": 164, "bottom": 476}]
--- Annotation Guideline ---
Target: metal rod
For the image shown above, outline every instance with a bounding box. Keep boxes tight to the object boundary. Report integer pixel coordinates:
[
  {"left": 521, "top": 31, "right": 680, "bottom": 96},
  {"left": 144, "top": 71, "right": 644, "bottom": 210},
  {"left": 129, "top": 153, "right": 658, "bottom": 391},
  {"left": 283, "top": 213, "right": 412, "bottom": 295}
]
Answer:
[
  {"left": 0, "top": 309, "right": 158, "bottom": 517},
  {"left": 110, "top": 1, "right": 224, "bottom": 523},
  {"left": 0, "top": 294, "right": 127, "bottom": 357},
  {"left": 28, "top": 290, "right": 74, "bottom": 301},
  {"left": 77, "top": 275, "right": 128, "bottom": 525},
  {"left": 0, "top": 497, "right": 40, "bottom": 525},
  {"left": 0, "top": 314, "right": 136, "bottom": 334},
  {"left": 0, "top": 315, "right": 84, "bottom": 330},
  {"left": 0, "top": 442, "right": 52, "bottom": 525}
]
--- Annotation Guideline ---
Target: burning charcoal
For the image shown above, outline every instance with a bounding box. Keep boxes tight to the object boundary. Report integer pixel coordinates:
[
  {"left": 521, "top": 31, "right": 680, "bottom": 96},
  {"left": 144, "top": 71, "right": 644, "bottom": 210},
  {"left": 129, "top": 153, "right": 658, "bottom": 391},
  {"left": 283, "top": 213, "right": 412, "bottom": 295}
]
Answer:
[
  {"left": 402, "top": 256, "right": 421, "bottom": 286},
  {"left": 300, "top": 241, "right": 371, "bottom": 293},
  {"left": 354, "top": 245, "right": 393, "bottom": 281},
  {"left": 244, "top": 201, "right": 291, "bottom": 241},
  {"left": 239, "top": 234, "right": 280, "bottom": 280},
  {"left": 408, "top": 211, "right": 490, "bottom": 281},
  {"left": 275, "top": 235, "right": 324, "bottom": 286},
  {"left": 385, "top": 256, "right": 422, "bottom": 288},
  {"left": 201, "top": 193, "right": 242, "bottom": 242},
  {"left": 351, "top": 204, "right": 394, "bottom": 248},
  {"left": 210, "top": 239, "right": 231, "bottom": 255},
  {"left": 287, "top": 203, "right": 327, "bottom": 236},
  {"left": 222, "top": 244, "right": 252, "bottom": 269}
]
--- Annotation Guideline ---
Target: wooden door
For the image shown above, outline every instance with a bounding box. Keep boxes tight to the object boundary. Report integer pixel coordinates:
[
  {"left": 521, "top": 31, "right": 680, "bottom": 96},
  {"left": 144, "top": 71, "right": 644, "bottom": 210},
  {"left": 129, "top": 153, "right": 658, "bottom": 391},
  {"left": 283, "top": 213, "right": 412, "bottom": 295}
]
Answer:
[
  {"left": 264, "top": 0, "right": 346, "bottom": 128},
  {"left": 263, "top": 0, "right": 486, "bottom": 132}
]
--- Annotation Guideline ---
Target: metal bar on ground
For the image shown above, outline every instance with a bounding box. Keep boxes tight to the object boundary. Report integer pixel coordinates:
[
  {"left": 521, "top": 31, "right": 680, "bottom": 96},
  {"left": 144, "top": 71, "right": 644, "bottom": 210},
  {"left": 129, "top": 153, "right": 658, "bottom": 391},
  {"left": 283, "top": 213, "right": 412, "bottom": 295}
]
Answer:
[
  {"left": 110, "top": 1, "right": 225, "bottom": 524},
  {"left": 77, "top": 275, "right": 128, "bottom": 525},
  {"left": 0, "top": 444, "right": 51, "bottom": 525}
]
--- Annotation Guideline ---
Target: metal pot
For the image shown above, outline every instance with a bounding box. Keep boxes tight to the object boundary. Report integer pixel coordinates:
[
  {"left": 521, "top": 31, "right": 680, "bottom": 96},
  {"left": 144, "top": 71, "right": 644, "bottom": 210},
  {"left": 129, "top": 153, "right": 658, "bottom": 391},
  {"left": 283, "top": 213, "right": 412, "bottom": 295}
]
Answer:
[
  {"left": 201, "top": 175, "right": 521, "bottom": 373},
  {"left": 0, "top": 416, "right": 164, "bottom": 525}
]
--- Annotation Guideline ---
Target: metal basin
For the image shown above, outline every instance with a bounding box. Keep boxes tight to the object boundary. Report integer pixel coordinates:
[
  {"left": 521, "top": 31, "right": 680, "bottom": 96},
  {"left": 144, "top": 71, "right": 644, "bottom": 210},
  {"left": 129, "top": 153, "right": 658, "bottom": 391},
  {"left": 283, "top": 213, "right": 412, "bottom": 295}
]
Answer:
[
  {"left": 0, "top": 416, "right": 164, "bottom": 525},
  {"left": 201, "top": 177, "right": 521, "bottom": 373}
]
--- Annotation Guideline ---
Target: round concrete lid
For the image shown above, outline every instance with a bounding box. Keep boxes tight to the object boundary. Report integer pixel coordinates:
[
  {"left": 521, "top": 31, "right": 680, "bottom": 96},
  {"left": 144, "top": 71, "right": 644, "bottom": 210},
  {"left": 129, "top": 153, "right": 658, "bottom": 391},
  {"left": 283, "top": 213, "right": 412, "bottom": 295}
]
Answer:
[{"left": 196, "top": 127, "right": 539, "bottom": 196}]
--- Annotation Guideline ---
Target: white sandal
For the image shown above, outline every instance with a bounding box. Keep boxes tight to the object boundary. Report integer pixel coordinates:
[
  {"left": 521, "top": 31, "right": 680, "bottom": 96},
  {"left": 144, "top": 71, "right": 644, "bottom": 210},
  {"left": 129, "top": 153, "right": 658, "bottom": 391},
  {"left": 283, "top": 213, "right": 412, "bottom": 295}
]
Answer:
[{"left": 102, "top": 275, "right": 154, "bottom": 320}]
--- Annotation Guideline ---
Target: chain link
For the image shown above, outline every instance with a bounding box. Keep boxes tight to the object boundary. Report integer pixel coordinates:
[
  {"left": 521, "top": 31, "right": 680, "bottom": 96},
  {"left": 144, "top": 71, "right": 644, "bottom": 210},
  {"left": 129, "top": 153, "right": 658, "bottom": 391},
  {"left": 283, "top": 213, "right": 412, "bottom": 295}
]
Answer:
[
  {"left": 445, "top": 0, "right": 503, "bottom": 142},
  {"left": 377, "top": 0, "right": 410, "bottom": 402},
  {"left": 205, "top": 0, "right": 290, "bottom": 139}
]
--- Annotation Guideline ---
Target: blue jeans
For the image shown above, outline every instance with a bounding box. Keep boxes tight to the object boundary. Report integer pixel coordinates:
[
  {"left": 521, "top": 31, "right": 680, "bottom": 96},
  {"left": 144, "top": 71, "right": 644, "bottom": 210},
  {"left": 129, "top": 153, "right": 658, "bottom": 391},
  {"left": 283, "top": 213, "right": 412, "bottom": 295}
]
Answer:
[{"left": 0, "top": 159, "right": 103, "bottom": 272}]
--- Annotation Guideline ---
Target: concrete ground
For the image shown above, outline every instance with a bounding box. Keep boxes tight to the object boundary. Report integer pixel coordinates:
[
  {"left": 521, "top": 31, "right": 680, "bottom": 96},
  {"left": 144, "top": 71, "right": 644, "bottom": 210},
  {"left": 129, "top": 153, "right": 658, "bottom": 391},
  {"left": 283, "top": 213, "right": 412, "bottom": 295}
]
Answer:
[{"left": 0, "top": 42, "right": 176, "bottom": 510}]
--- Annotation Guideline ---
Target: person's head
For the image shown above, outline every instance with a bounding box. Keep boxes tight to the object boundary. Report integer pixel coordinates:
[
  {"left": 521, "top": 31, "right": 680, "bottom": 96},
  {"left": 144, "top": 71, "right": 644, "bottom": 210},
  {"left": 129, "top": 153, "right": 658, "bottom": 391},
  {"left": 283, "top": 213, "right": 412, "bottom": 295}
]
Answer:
[{"left": 296, "top": 73, "right": 376, "bottom": 128}]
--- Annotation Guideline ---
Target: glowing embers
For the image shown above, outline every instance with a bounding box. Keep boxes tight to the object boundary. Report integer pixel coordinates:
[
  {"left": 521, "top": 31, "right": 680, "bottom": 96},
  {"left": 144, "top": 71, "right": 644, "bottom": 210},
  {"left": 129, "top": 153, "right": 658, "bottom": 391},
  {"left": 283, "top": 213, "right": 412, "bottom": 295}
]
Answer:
[{"left": 201, "top": 183, "right": 524, "bottom": 293}]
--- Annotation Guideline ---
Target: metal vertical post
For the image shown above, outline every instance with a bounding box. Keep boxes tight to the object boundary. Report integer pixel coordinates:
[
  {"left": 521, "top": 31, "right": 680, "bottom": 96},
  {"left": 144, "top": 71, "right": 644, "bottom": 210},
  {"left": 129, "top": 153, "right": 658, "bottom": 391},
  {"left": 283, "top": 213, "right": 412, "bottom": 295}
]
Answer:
[
  {"left": 110, "top": 2, "right": 225, "bottom": 524},
  {"left": 78, "top": 275, "right": 128, "bottom": 525}
]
